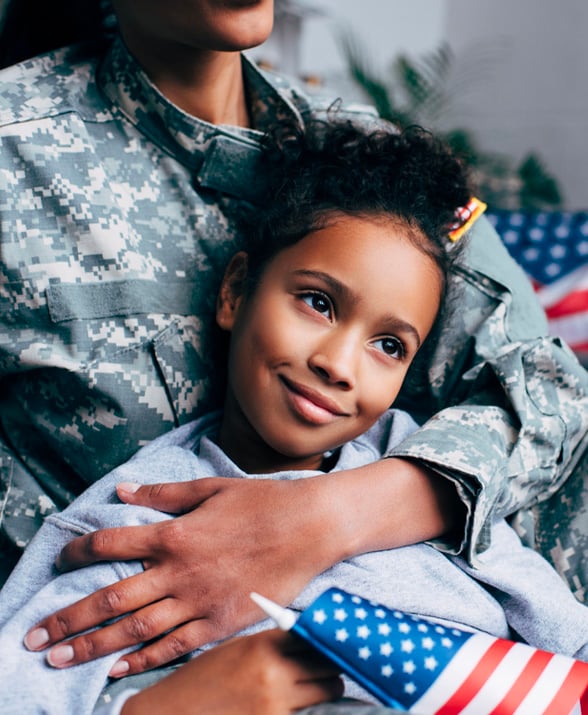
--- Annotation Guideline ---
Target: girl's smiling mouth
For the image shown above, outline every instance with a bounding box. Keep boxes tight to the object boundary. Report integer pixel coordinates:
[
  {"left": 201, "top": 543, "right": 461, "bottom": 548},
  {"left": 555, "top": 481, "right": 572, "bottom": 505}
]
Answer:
[{"left": 279, "top": 376, "right": 350, "bottom": 425}]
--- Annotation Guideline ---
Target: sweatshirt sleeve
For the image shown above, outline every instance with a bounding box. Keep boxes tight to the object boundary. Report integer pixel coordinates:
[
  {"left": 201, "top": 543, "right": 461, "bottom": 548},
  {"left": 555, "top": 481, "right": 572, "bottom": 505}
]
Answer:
[
  {"left": 0, "top": 514, "right": 141, "bottom": 715},
  {"left": 0, "top": 438, "right": 203, "bottom": 715}
]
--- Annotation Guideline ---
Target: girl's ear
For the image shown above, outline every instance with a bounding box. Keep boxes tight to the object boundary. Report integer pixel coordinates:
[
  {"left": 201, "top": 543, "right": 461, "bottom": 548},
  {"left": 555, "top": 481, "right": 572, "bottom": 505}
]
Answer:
[{"left": 216, "top": 252, "right": 249, "bottom": 331}]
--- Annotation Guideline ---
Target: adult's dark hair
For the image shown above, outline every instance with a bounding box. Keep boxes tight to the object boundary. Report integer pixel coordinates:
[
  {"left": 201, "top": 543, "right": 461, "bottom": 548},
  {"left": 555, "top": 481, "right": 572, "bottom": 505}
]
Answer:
[
  {"left": 244, "top": 119, "right": 472, "bottom": 300},
  {"left": 0, "top": 0, "right": 113, "bottom": 68}
]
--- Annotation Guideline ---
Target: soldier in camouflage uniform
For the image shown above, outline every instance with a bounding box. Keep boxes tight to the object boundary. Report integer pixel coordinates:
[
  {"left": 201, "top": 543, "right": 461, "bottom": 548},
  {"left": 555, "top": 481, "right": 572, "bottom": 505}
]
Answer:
[{"left": 0, "top": 0, "right": 587, "bottom": 709}]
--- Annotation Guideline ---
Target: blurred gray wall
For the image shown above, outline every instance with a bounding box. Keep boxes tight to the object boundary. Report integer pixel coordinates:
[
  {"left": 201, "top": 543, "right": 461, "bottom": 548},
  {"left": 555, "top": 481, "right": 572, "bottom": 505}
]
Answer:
[{"left": 444, "top": 0, "right": 588, "bottom": 210}]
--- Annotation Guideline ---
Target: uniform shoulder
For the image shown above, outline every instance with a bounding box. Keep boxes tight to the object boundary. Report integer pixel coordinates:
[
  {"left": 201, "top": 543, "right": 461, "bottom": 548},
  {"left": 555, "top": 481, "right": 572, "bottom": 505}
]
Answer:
[
  {"left": 0, "top": 44, "right": 104, "bottom": 126},
  {"left": 257, "top": 64, "right": 382, "bottom": 127}
]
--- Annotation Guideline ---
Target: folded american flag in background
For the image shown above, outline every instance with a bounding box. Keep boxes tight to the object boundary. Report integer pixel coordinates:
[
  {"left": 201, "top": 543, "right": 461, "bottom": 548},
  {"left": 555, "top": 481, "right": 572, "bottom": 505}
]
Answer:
[
  {"left": 487, "top": 210, "right": 588, "bottom": 363},
  {"left": 256, "top": 587, "right": 588, "bottom": 714}
]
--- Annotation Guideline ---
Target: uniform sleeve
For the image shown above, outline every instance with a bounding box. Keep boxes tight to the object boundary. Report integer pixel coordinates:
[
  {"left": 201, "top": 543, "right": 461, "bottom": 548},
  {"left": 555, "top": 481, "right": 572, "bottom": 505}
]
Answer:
[
  {"left": 0, "top": 439, "right": 64, "bottom": 573},
  {"left": 387, "top": 216, "right": 588, "bottom": 564}
]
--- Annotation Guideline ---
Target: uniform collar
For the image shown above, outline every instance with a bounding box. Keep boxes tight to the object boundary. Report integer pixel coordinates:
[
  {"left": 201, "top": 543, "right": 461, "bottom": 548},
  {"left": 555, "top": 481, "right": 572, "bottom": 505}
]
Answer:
[{"left": 96, "top": 35, "right": 305, "bottom": 202}]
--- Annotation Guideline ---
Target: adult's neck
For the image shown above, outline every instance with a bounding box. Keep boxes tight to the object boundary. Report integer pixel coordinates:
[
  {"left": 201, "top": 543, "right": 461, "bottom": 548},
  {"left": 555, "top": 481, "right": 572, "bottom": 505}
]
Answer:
[{"left": 127, "top": 43, "right": 250, "bottom": 127}]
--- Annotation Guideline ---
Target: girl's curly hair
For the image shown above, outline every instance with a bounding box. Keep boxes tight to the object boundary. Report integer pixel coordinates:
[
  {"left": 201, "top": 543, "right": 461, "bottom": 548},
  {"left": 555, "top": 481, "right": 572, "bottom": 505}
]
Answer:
[{"left": 244, "top": 118, "right": 472, "bottom": 301}]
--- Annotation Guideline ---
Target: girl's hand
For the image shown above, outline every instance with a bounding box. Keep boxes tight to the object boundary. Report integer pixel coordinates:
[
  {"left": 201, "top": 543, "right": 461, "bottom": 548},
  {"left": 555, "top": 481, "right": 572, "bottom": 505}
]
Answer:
[{"left": 121, "top": 629, "right": 344, "bottom": 715}]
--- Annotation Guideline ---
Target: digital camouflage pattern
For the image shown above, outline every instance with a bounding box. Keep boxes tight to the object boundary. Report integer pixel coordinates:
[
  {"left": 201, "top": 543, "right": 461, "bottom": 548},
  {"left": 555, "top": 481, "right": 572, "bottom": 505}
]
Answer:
[{"left": 0, "top": 35, "right": 587, "bottom": 597}]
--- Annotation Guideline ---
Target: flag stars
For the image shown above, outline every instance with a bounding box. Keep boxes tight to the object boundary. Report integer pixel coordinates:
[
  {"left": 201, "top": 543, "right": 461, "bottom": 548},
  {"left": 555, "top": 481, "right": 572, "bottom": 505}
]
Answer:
[
  {"left": 404, "top": 682, "right": 417, "bottom": 695},
  {"left": 380, "top": 642, "right": 393, "bottom": 656},
  {"left": 375, "top": 609, "right": 386, "bottom": 619},
  {"left": 417, "top": 624, "right": 429, "bottom": 633},
  {"left": 421, "top": 637, "right": 435, "bottom": 650},
  {"left": 378, "top": 623, "right": 392, "bottom": 636},
  {"left": 403, "top": 661, "right": 417, "bottom": 675},
  {"left": 312, "top": 609, "right": 327, "bottom": 625},
  {"left": 332, "top": 593, "right": 344, "bottom": 604},
  {"left": 354, "top": 608, "right": 368, "bottom": 620},
  {"left": 424, "top": 656, "right": 439, "bottom": 671},
  {"left": 381, "top": 664, "right": 393, "bottom": 678},
  {"left": 358, "top": 646, "right": 371, "bottom": 660},
  {"left": 441, "top": 637, "right": 454, "bottom": 648},
  {"left": 401, "top": 639, "right": 415, "bottom": 654},
  {"left": 357, "top": 625, "right": 371, "bottom": 639},
  {"left": 334, "top": 608, "right": 348, "bottom": 622},
  {"left": 398, "top": 623, "right": 411, "bottom": 634},
  {"left": 335, "top": 628, "right": 349, "bottom": 642}
]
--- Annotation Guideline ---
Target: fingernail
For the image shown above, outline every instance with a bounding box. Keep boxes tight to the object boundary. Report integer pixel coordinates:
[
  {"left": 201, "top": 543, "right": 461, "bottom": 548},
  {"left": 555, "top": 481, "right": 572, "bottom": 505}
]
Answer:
[
  {"left": 109, "top": 660, "right": 130, "bottom": 678},
  {"left": 24, "top": 627, "right": 50, "bottom": 650},
  {"left": 117, "top": 482, "right": 140, "bottom": 494},
  {"left": 47, "top": 644, "right": 74, "bottom": 667}
]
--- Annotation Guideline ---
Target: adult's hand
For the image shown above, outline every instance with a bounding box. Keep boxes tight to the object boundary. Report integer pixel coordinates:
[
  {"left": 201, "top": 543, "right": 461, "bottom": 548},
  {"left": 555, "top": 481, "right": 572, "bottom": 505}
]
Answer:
[
  {"left": 24, "top": 459, "right": 460, "bottom": 676},
  {"left": 25, "top": 475, "right": 343, "bottom": 676}
]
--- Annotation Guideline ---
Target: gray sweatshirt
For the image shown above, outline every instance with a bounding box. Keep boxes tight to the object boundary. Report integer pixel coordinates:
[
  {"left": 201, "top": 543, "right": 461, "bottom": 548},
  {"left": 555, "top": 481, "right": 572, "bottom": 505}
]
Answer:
[{"left": 1, "top": 409, "right": 587, "bottom": 715}]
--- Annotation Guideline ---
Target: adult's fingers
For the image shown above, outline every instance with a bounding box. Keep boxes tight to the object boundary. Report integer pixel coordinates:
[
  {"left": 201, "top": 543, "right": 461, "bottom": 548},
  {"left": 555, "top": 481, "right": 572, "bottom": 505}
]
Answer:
[
  {"left": 56, "top": 523, "right": 161, "bottom": 571},
  {"left": 44, "top": 598, "right": 199, "bottom": 670},
  {"left": 108, "top": 617, "right": 221, "bottom": 677},
  {"left": 116, "top": 477, "right": 223, "bottom": 514},
  {"left": 24, "top": 569, "right": 170, "bottom": 653}
]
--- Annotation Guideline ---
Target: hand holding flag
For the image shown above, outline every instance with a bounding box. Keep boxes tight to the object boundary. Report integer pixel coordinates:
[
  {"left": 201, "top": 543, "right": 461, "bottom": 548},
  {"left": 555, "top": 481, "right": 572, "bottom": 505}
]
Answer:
[{"left": 251, "top": 588, "right": 588, "bottom": 714}]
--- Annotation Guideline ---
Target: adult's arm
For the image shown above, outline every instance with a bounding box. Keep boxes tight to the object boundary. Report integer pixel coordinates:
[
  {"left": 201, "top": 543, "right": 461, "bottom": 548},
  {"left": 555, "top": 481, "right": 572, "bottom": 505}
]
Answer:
[
  {"left": 388, "top": 216, "right": 588, "bottom": 562},
  {"left": 26, "top": 453, "right": 460, "bottom": 677}
]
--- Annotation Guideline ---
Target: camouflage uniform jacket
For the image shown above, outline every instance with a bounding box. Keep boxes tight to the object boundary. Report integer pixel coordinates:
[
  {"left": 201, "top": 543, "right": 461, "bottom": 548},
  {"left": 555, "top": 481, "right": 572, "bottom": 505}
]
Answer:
[{"left": 0, "top": 35, "right": 587, "bottom": 577}]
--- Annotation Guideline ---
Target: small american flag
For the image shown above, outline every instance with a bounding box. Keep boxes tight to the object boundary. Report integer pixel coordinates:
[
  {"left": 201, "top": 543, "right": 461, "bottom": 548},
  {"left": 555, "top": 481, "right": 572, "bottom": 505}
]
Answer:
[
  {"left": 253, "top": 588, "right": 588, "bottom": 714},
  {"left": 487, "top": 210, "right": 588, "bottom": 362}
]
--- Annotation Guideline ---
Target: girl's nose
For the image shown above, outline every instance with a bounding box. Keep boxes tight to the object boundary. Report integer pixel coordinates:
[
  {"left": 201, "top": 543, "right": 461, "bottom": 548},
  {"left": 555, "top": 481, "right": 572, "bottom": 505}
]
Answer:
[{"left": 308, "top": 331, "right": 359, "bottom": 389}]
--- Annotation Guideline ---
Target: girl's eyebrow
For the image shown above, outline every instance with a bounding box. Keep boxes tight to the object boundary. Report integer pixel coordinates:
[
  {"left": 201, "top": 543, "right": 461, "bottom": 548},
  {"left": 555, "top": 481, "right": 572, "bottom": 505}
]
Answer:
[
  {"left": 293, "top": 269, "right": 356, "bottom": 304},
  {"left": 292, "top": 269, "right": 422, "bottom": 348}
]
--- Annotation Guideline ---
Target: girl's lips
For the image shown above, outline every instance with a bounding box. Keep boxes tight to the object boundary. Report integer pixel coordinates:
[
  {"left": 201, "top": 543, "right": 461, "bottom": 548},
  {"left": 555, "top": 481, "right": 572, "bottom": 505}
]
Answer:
[{"left": 280, "top": 376, "right": 349, "bottom": 425}]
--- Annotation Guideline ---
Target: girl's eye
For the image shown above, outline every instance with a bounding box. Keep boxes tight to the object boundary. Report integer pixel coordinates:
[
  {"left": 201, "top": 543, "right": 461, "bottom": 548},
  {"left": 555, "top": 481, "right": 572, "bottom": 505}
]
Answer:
[
  {"left": 301, "top": 292, "right": 333, "bottom": 318},
  {"left": 375, "top": 336, "right": 405, "bottom": 359}
]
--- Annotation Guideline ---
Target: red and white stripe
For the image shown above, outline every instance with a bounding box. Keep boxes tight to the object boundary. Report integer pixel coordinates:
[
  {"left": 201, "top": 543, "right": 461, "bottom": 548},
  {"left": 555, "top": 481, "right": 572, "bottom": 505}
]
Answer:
[
  {"left": 411, "top": 633, "right": 588, "bottom": 714},
  {"left": 533, "top": 263, "right": 588, "bottom": 355}
]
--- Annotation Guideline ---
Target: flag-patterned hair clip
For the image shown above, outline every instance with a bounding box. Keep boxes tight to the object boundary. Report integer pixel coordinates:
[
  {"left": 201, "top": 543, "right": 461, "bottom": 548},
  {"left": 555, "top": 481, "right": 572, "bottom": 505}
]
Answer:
[{"left": 449, "top": 197, "right": 487, "bottom": 242}]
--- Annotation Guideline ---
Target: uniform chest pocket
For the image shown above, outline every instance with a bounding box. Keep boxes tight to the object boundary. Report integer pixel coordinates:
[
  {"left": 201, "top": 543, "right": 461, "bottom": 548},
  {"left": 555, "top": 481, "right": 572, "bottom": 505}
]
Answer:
[{"left": 45, "top": 278, "right": 222, "bottom": 426}]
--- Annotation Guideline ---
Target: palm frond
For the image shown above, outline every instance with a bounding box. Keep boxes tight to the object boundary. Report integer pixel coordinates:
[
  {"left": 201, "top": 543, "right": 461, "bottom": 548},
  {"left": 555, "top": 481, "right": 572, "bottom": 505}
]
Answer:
[
  {"left": 337, "top": 30, "right": 562, "bottom": 209},
  {"left": 338, "top": 29, "right": 407, "bottom": 125}
]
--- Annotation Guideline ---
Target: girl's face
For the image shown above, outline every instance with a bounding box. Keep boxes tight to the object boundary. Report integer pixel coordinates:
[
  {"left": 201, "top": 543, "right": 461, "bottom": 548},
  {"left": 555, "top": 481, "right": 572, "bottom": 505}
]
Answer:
[
  {"left": 111, "top": 0, "right": 275, "bottom": 57},
  {"left": 216, "top": 214, "right": 443, "bottom": 474}
]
